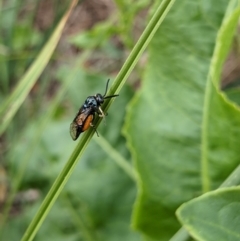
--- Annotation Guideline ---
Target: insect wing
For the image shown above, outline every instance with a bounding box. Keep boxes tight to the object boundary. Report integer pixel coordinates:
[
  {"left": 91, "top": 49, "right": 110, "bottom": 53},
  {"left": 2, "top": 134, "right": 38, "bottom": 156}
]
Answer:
[
  {"left": 70, "top": 121, "right": 78, "bottom": 140},
  {"left": 70, "top": 107, "right": 93, "bottom": 141}
]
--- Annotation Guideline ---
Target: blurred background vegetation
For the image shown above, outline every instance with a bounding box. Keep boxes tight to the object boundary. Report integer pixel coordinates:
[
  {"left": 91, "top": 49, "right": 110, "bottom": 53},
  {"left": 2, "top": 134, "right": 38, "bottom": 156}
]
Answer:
[
  {"left": 0, "top": 0, "right": 149, "bottom": 240},
  {"left": 0, "top": 0, "right": 240, "bottom": 241}
]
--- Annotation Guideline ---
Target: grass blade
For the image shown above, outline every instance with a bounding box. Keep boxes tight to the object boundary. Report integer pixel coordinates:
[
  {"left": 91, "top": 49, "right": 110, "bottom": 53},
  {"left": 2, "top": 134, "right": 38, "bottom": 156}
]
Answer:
[{"left": 0, "top": 0, "right": 78, "bottom": 135}]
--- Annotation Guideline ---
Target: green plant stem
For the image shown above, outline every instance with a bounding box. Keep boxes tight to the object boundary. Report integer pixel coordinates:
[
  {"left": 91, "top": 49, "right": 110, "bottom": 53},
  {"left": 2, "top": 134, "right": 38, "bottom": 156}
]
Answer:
[
  {"left": 0, "top": 52, "right": 91, "bottom": 238},
  {"left": 21, "top": 1, "right": 176, "bottom": 240},
  {"left": 169, "top": 227, "right": 191, "bottom": 241},
  {"left": 93, "top": 135, "right": 138, "bottom": 181},
  {"left": 170, "top": 164, "right": 240, "bottom": 241},
  {"left": 62, "top": 193, "right": 95, "bottom": 241},
  {"left": 107, "top": 0, "right": 176, "bottom": 96}
]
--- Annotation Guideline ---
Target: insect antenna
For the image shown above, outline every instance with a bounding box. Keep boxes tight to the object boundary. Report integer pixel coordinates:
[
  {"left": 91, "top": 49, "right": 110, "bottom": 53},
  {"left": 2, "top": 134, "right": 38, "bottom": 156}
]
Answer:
[
  {"left": 103, "top": 79, "right": 110, "bottom": 97},
  {"left": 104, "top": 94, "right": 119, "bottom": 99},
  {"left": 103, "top": 79, "right": 119, "bottom": 99}
]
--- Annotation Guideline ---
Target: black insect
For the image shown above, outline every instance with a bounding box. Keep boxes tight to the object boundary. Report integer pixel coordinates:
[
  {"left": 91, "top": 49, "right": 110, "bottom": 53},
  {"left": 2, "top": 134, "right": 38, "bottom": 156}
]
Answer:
[{"left": 70, "top": 79, "right": 118, "bottom": 140}]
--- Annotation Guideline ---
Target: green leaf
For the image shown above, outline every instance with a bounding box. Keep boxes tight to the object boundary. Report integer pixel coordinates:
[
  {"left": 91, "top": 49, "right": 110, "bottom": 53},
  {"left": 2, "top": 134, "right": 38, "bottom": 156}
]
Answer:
[
  {"left": 69, "top": 21, "right": 116, "bottom": 49},
  {"left": 176, "top": 187, "right": 240, "bottom": 241},
  {"left": 124, "top": 1, "right": 240, "bottom": 240},
  {"left": 0, "top": 0, "right": 78, "bottom": 135},
  {"left": 225, "top": 88, "right": 240, "bottom": 105}
]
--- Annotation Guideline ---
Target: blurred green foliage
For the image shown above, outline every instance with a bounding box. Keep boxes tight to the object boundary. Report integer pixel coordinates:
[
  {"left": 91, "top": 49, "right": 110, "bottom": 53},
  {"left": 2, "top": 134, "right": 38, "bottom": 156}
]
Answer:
[
  {"left": 0, "top": 0, "right": 147, "bottom": 240},
  {"left": 1, "top": 0, "right": 240, "bottom": 241}
]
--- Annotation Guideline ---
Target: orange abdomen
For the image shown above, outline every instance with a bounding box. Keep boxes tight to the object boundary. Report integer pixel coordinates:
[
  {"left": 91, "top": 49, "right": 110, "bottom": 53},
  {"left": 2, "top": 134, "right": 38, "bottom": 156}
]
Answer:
[{"left": 82, "top": 114, "right": 93, "bottom": 131}]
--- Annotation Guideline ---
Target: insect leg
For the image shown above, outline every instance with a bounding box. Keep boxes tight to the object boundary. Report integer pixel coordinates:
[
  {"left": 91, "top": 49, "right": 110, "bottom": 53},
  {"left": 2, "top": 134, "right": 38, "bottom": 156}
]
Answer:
[
  {"left": 90, "top": 113, "right": 99, "bottom": 137},
  {"left": 90, "top": 123, "right": 99, "bottom": 137},
  {"left": 97, "top": 107, "right": 107, "bottom": 125},
  {"left": 97, "top": 106, "right": 105, "bottom": 118}
]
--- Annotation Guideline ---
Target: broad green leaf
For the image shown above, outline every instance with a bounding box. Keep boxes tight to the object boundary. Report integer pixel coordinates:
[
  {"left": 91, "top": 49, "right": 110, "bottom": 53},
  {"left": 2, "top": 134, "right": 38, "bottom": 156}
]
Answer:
[
  {"left": 0, "top": 0, "right": 77, "bottom": 135},
  {"left": 225, "top": 88, "right": 240, "bottom": 105},
  {"left": 176, "top": 187, "right": 240, "bottom": 241},
  {"left": 124, "top": 1, "right": 240, "bottom": 240}
]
